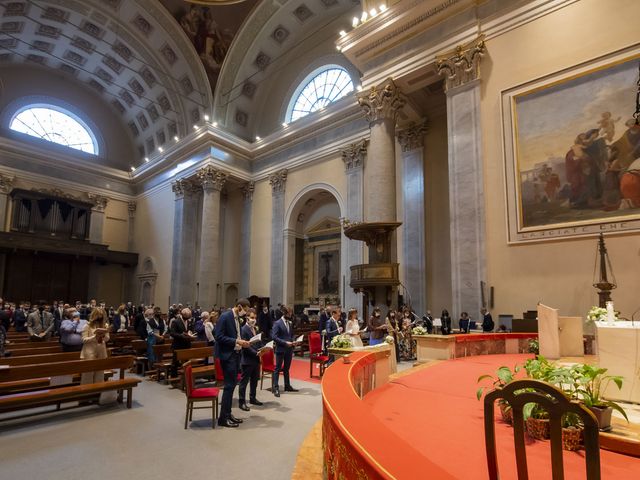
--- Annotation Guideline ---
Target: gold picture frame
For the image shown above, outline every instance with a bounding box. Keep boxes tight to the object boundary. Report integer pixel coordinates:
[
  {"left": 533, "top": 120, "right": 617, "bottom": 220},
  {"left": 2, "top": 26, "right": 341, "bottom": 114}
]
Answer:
[{"left": 502, "top": 47, "right": 640, "bottom": 243}]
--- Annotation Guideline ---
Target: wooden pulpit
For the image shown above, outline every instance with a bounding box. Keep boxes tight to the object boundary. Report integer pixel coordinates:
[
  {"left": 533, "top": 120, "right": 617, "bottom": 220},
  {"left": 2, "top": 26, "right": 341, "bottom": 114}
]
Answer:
[{"left": 537, "top": 303, "right": 584, "bottom": 359}]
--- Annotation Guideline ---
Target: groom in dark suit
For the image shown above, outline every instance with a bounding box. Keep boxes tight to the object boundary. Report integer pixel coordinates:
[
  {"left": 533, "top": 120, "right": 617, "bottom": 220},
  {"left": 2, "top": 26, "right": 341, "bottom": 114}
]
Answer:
[
  {"left": 238, "top": 308, "right": 263, "bottom": 411},
  {"left": 215, "top": 298, "right": 251, "bottom": 428},
  {"left": 271, "top": 306, "right": 299, "bottom": 397}
]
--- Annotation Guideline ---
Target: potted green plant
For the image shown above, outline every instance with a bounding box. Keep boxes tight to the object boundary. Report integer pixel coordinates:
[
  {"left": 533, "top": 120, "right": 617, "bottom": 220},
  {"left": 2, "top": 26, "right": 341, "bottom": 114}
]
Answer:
[
  {"left": 476, "top": 365, "right": 521, "bottom": 425},
  {"left": 561, "top": 412, "right": 584, "bottom": 451},
  {"left": 524, "top": 402, "right": 550, "bottom": 439},
  {"left": 569, "top": 364, "right": 628, "bottom": 431},
  {"left": 527, "top": 338, "right": 539, "bottom": 356}
]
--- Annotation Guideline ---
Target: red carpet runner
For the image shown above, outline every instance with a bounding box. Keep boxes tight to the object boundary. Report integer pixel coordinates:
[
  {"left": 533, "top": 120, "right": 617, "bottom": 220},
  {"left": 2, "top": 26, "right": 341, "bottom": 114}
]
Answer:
[{"left": 288, "top": 358, "right": 321, "bottom": 384}]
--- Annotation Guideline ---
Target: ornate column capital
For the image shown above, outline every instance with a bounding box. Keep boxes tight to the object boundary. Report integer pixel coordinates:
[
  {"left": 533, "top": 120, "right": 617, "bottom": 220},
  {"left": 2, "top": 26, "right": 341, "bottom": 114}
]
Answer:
[
  {"left": 197, "top": 165, "right": 227, "bottom": 192},
  {"left": 0, "top": 173, "right": 15, "bottom": 194},
  {"left": 341, "top": 139, "right": 367, "bottom": 171},
  {"left": 397, "top": 119, "right": 429, "bottom": 152},
  {"left": 128, "top": 201, "right": 137, "bottom": 218},
  {"left": 87, "top": 193, "right": 109, "bottom": 212},
  {"left": 436, "top": 35, "right": 486, "bottom": 92},
  {"left": 357, "top": 79, "right": 406, "bottom": 124},
  {"left": 269, "top": 169, "right": 288, "bottom": 195},
  {"left": 171, "top": 178, "right": 197, "bottom": 199},
  {"left": 241, "top": 181, "right": 255, "bottom": 201}
]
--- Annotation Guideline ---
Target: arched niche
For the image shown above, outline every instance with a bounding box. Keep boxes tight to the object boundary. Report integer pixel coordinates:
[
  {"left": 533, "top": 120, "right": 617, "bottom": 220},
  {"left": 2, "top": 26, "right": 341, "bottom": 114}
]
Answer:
[
  {"left": 283, "top": 184, "right": 345, "bottom": 310},
  {"left": 137, "top": 256, "right": 158, "bottom": 306}
]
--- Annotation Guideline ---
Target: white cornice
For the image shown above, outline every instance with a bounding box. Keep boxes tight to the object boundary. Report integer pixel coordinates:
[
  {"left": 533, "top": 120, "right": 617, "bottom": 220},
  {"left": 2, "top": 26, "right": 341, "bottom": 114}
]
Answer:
[
  {"left": 343, "top": 0, "right": 579, "bottom": 90},
  {"left": 0, "top": 164, "right": 134, "bottom": 202},
  {"left": 0, "top": 135, "right": 131, "bottom": 182}
]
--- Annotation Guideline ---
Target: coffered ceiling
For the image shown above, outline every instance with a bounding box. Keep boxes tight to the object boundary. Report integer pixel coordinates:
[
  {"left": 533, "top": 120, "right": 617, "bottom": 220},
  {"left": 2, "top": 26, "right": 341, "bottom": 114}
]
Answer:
[{"left": 0, "top": 0, "right": 212, "bottom": 162}]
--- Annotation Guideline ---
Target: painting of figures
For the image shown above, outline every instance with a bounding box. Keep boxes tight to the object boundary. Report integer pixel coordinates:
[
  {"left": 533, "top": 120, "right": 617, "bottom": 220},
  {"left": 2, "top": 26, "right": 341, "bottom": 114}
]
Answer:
[
  {"left": 317, "top": 249, "right": 339, "bottom": 296},
  {"left": 512, "top": 55, "right": 640, "bottom": 230},
  {"left": 161, "top": 0, "right": 258, "bottom": 94}
]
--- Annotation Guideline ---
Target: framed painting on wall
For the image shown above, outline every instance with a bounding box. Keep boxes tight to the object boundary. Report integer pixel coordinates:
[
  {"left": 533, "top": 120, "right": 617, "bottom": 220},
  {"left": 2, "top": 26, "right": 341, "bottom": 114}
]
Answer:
[
  {"left": 502, "top": 47, "right": 640, "bottom": 243},
  {"left": 316, "top": 248, "right": 340, "bottom": 296}
]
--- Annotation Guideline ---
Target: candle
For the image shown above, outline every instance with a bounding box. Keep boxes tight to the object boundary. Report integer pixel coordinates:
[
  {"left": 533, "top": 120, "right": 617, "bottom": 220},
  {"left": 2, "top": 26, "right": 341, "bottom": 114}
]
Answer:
[{"left": 606, "top": 301, "right": 615, "bottom": 324}]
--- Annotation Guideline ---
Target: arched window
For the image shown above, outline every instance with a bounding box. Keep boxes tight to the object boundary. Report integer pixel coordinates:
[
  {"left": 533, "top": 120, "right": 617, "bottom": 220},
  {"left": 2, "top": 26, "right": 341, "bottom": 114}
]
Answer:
[
  {"left": 286, "top": 66, "right": 354, "bottom": 123},
  {"left": 9, "top": 104, "right": 98, "bottom": 155}
]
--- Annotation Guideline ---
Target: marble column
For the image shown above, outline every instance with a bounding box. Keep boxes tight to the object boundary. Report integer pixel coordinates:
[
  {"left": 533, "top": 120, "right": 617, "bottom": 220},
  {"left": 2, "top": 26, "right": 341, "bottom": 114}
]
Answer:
[
  {"left": 127, "top": 201, "right": 136, "bottom": 252},
  {"left": 358, "top": 79, "right": 405, "bottom": 223},
  {"left": 356, "top": 79, "right": 406, "bottom": 310},
  {"left": 170, "top": 178, "right": 199, "bottom": 305},
  {"left": 398, "top": 120, "right": 429, "bottom": 315},
  {"left": 269, "top": 169, "right": 287, "bottom": 306},
  {"left": 0, "top": 173, "right": 15, "bottom": 231},
  {"left": 239, "top": 181, "right": 255, "bottom": 298},
  {"left": 437, "top": 36, "right": 487, "bottom": 318},
  {"left": 87, "top": 194, "right": 108, "bottom": 244},
  {"left": 341, "top": 140, "right": 366, "bottom": 310},
  {"left": 196, "top": 166, "right": 227, "bottom": 309}
]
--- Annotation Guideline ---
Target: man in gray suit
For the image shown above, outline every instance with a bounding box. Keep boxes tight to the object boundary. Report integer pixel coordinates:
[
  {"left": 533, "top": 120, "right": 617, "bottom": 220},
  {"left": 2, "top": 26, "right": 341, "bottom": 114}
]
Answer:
[{"left": 27, "top": 301, "right": 55, "bottom": 341}]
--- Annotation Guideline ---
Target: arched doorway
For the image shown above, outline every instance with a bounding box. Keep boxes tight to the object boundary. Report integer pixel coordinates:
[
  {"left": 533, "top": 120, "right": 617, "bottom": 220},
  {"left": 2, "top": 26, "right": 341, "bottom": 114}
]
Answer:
[{"left": 284, "top": 186, "right": 344, "bottom": 312}]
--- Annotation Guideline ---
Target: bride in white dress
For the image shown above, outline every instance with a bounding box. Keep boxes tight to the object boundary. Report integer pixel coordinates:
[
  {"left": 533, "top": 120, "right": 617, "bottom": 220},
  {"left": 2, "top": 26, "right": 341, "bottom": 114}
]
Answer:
[{"left": 345, "top": 308, "right": 364, "bottom": 348}]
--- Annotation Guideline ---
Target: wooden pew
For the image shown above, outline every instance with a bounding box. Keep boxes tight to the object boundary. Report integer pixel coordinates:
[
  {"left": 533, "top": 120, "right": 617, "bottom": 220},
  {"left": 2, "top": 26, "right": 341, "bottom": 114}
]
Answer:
[
  {"left": 0, "top": 352, "right": 115, "bottom": 395},
  {"left": 5, "top": 340, "right": 60, "bottom": 348},
  {"left": 130, "top": 340, "right": 149, "bottom": 375},
  {"left": 175, "top": 347, "right": 215, "bottom": 385},
  {"left": 0, "top": 356, "right": 141, "bottom": 415},
  {"left": 152, "top": 344, "right": 173, "bottom": 383},
  {"left": 8, "top": 346, "right": 63, "bottom": 356},
  {"left": 0, "top": 352, "right": 81, "bottom": 366}
]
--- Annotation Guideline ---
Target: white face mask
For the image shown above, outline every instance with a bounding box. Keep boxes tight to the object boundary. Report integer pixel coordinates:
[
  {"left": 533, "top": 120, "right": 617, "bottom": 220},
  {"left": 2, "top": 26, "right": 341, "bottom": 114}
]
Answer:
[{"left": 248, "top": 318, "right": 256, "bottom": 327}]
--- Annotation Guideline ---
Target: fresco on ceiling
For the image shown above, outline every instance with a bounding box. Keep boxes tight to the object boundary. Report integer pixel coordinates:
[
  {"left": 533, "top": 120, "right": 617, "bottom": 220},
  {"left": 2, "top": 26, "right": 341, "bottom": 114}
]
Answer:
[{"left": 160, "top": 0, "right": 258, "bottom": 94}]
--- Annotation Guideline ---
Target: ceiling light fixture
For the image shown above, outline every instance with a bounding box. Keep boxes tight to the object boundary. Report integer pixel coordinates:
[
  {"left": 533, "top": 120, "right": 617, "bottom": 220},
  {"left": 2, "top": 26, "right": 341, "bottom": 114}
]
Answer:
[
  {"left": 379, "top": 4, "right": 387, "bottom": 12},
  {"left": 158, "top": 147, "right": 164, "bottom": 153},
  {"left": 144, "top": 157, "right": 149, "bottom": 162},
  {"left": 370, "top": 7, "right": 377, "bottom": 16},
  {"left": 193, "top": 124, "right": 198, "bottom": 130},
  {"left": 255, "top": 136, "right": 261, "bottom": 141},
  {"left": 361, "top": 11, "right": 368, "bottom": 22},
  {"left": 352, "top": 16, "right": 359, "bottom": 27},
  {"left": 130, "top": 166, "right": 136, "bottom": 172},
  {"left": 174, "top": 136, "right": 179, "bottom": 142},
  {"left": 339, "top": 30, "right": 346, "bottom": 37},
  {"left": 336, "top": 45, "right": 341, "bottom": 51},
  {"left": 212, "top": 121, "right": 218, "bottom": 127},
  {"left": 282, "top": 122, "right": 288, "bottom": 127},
  {"left": 203, "top": 114, "right": 210, "bottom": 121},
  {"left": 357, "top": 85, "right": 363, "bottom": 92}
]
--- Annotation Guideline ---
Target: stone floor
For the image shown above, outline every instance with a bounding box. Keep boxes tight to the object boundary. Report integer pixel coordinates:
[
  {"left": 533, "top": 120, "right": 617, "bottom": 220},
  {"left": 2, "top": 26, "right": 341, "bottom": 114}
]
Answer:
[{"left": 0, "top": 374, "right": 322, "bottom": 480}]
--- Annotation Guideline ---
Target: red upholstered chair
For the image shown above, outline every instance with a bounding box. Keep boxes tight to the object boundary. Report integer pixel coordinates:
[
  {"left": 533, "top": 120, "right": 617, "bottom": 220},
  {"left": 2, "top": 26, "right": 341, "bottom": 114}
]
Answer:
[
  {"left": 309, "top": 331, "right": 330, "bottom": 379},
  {"left": 214, "top": 357, "right": 242, "bottom": 385},
  {"left": 260, "top": 349, "right": 275, "bottom": 390},
  {"left": 183, "top": 362, "right": 220, "bottom": 429}
]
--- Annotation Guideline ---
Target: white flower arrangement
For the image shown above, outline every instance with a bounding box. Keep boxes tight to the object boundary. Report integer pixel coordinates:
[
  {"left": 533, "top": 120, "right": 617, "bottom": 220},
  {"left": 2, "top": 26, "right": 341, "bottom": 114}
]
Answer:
[
  {"left": 330, "top": 334, "right": 353, "bottom": 349},
  {"left": 412, "top": 326, "right": 428, "bottom": 336},
  {"left": 586, "top": 306, "right": 610, "bottom": 323},
  {"left": 384, "top": 335, "right": 395, "bottom": 345}
]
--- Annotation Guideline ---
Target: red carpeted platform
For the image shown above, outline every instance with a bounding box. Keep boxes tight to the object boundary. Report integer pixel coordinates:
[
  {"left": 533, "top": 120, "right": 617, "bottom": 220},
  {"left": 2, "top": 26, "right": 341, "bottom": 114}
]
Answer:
[
  {"left": 288, "top": 358, "right": 321, "bottom": 384},
  {"left": 363, "top": 354, "right": 640, "bottom": 479}
]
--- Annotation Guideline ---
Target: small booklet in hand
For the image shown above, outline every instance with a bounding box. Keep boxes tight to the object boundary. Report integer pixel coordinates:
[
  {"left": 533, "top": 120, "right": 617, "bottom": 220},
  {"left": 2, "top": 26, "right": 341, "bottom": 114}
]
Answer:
[
  {"left": 249, "top": 333, "right": 262, "bottom": 343},
  {"left": 296, "top": 335, "right": 304, "bottom": 343}
]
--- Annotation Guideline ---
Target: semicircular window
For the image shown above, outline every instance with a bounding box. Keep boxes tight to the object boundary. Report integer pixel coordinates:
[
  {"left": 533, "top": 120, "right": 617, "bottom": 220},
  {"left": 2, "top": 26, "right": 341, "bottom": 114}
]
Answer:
[
  {"left": 287, "top": 66, "right": 354, "bottom": 123},
  {"left": 9, "top": 104, "right": 98, "bottom": 155}
]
